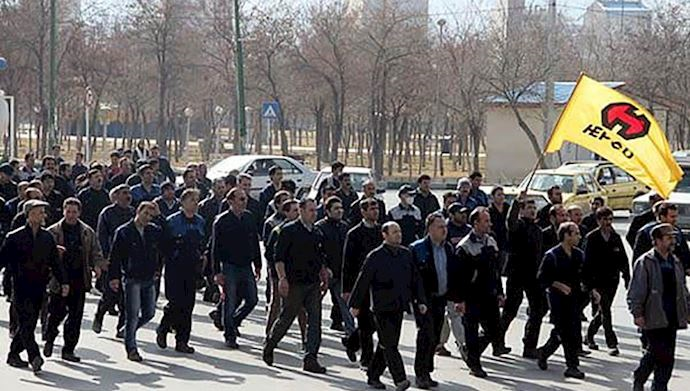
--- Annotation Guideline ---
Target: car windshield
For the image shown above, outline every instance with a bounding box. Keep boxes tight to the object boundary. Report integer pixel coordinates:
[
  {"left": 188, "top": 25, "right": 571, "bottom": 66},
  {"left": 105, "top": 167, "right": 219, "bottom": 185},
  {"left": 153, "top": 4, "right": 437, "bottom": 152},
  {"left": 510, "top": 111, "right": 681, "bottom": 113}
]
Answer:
[
  {"left": 207, "top": 156, "right": 255, "bottom": 178},
  {"left": 527, "top": 173, "right": 574, "bottom": 193},
  {"left": 675, "top": 166, "right": 690, "bottom": 193},
  {"left": 313, "top": 171, "right": 370, "bottom": 192}
]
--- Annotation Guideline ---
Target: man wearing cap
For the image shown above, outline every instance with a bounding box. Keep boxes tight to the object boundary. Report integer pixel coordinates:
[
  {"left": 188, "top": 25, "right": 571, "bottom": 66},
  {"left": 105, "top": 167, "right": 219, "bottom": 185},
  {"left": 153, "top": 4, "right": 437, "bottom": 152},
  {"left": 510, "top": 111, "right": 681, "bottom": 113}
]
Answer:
[
  {"left": 455, "top": 178, "right": 478, "bottom": 212},
  {"left": 342, "top": 198, "right": 383, "bottom": 368},
  {"left": 0, "top": 162, "right": 18, "bottom": 201},
  {"left": 77, "top": 169, "right": 110, "bottom": 231},
  {"left": 446, "top": 203, "right": 471, "bottom": 246},
  {"left": 92, "top": 184, "right": 134, "bottom": 337},
  {"left": 499, "top": 193, "right": 544, "bottom": 358},
  {"left": 387, "top": 185, "right": 423, "bottom": 246},
  {"left": 156, "top": 182, "right": 181, "bottom": 219},
  {"left": 44, "top": 198, "right": 106, "bottom": 362},
  {"left": 1, "top": 200, "right": 67, "bottom": 372},
  {"left": 414, "top": 174, "right": 441, "bottom": 220},
  {"left": 131, "top": 164, "right": 162, "bottom": 208},
  {"left": 628, "top": 223, "right": 690, "bottom": 391},
  {"left": 348, "top": 179, "right": 387, "bottom": 227},
  {"left": 626, "top": 192, "right": 664, "bottom": 247}
]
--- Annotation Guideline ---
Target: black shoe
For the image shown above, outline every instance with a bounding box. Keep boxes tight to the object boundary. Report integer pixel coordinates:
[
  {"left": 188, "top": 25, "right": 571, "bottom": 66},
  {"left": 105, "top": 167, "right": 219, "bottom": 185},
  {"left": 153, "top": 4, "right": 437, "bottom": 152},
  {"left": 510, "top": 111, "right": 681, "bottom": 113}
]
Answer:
[
  {"left": 127, "top": 350, "right": 143, "bottom": 362},
  {"left": 209, "top": 310, "right": 224, "bottom": 331},
  {"left": 537, "top": 349, "right": 548, "bottom": 371},
  {"left": 427, "top": 378, "right": 439, "bottom": 388},
  {"left": 303, "top": 358, "right": 327, "bottom": 374},
  {"left": 394, "top": 379, "right": 411, "bottom": 391},
  {"left": 61, "top": 352, "right": 81, "bottom": 363},
  {"left": 587, "top": 340, "right": 599, "bottom": 351},
  {"left": 632, "top": 379, "right": 644, "bottom": 391},
  {"left": 30, "top": 356, "right": 44, "bottom": 373},
  {"left": 435, "top": 346, "right": 451, "bottom": 357},
  {"left": 108, "top": 308, "right": 119, "bottom": 316},
  {"left": 367, "top": 378, "right": 386, "bottom": 389},
  {"left": 578, "top": 349, "right": 592, "bottom": 357},
  {"left": 156, "top": 331, "right": 167, "bottom": 349},
  {"left": 92, "top": 316, "right": 103, "bottom": 334},
  {"left": 175, "top": 343, "right": 195, "bottom": 354},
  {"left": 262, "top": 345, "right": 274, "bottom": 366},
  {"left": 115, "top": 328, "right": 125, "bottom": 339},
  {"left": 469, "top": 366, "right": 488, "bottom": 378},
  {"left": 608, "top": 347, "right": 620, "bottom": 357},
  {"left": 330, "top": 323, "right": 345, "bottom": 332},
  {"left": 346, "top": 348, "right": 357, "bottom": 363},
  {"left": 43, "top": 340, "right": 54, "bottom": 358},
  {"left": 224, "top": 339, "right": 239, "bottom": 349},
  {"left": 7, "top": 355, "right": 29, "bottom": 368},
  {"left": 492, "top": 346, "right": 512, "bottom": 357},
  {"left": 564, "top": 367, "right": 585, "bottom": 379},
  {"left": 522, "top": 348, "right": 538, "bottom": 359},
  {"left": 235, "top": 327, "right": 241, "bottom": 338},
  {"left": 416, "top": 377, "right": 439, "bottom": 389}
]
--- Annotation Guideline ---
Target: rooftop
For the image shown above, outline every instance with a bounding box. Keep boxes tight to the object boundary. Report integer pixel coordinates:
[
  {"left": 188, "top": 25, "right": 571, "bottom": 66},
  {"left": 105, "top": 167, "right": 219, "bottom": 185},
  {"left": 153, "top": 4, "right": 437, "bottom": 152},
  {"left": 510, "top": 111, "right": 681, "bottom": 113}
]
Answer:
[
  {"left": 487, "top": 81, "right": 625, "bottom": 105},
  {"left": 595, "top": 0, "right": 650, "bottom": 13}
]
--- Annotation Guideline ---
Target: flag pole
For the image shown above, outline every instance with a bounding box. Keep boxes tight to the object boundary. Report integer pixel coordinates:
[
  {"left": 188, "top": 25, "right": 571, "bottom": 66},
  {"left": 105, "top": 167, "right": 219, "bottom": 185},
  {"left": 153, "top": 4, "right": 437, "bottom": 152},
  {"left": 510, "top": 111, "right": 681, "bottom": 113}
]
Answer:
[{"left": 523, "top": 72, "right": 587, "bottom": 190}]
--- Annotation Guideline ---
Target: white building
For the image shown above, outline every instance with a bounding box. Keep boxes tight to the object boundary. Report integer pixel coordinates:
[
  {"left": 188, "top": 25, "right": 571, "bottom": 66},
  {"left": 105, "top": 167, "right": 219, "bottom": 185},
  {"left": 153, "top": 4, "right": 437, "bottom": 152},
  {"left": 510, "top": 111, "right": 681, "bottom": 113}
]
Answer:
[
  {"left": 348, "top": 0, "right": 429, "bottom": 31},
  {"left": 583, "top": 1, "right": 652, "bottom": 36}
]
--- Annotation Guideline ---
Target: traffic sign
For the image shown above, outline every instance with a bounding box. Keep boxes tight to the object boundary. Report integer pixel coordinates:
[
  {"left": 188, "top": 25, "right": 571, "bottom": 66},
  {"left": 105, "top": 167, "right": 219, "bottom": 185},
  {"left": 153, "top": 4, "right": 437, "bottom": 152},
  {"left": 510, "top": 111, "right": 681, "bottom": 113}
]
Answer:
[
  {"left": 0, "top": 57, "right": 7, "bottom": 71},
  {"left": 261, "top": 101, "right": 280, "bottom": 119}
]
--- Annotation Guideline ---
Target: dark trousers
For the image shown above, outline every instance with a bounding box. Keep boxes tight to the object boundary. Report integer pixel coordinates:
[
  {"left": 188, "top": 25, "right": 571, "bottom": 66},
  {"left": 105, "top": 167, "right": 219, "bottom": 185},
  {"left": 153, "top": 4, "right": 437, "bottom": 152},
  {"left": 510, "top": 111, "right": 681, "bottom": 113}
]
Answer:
[
  {"left": 45, "top": 288, "right": 86, "bottom": 354},
  {"left": 463, "top": 298, "right": 502, "bottom": 369},
  {"left": 95, "top": 275, "right": 125, "bottom": 330},
  {"left": 222, "top": 264, "right": 258, "bottom": 341},
  {"left": 414, "top": 296, "right": 446, "bottom": 379},
  {"left": 266, "top": 282, "right": 322, "bottom": 359},
  {"left": 586, "top": 285, "right": 619, "bottom": 348},
  {"left": 634, "top": 327, "right": 677, "bottom": 391},
  {"left": 499, "top": 276, "right": 546, "bottom": 350},
  {"left": 345, "top": 307, "right": 375, "bottom": 366},
  {"left": 368, "top": 311, "right": 406, "bottom": 384},
  {"left": 538, "top": 295, "right": 581, "bottom": 369},
  {"left": 9, "top": 288, "right": 45, "bottom": 361},
  {"left": 159, "top": 276, "right": 196, "bottom": 344}
]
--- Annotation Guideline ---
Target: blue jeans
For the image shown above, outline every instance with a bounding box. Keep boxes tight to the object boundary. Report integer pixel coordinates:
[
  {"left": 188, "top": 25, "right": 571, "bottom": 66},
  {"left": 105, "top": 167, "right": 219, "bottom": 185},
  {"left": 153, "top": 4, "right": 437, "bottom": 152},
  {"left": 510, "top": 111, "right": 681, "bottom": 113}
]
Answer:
[
  {"left": 123, "top": 278, "right": 157, "bottom": 352},
  {"left": 222, "top": 263, "right": 258, "bottom": 341}
]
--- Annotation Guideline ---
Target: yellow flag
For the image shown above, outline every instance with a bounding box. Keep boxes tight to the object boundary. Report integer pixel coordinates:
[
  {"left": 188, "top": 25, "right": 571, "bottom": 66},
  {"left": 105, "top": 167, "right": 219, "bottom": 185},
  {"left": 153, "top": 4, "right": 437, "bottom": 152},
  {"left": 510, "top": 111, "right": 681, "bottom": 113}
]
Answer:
[{"left": 545, "top": 74, "right": 683, "bottom": 198}]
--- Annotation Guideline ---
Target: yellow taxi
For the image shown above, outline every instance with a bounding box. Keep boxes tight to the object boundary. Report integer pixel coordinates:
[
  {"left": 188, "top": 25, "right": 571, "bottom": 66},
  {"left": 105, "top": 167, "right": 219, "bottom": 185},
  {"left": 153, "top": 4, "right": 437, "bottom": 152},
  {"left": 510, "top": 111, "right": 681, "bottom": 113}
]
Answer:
[
  {"left": 561, "top": 161, "right": 649, "bottom": 210},
  {"left": 518, "top": 166, "right": 609, "bottom": 212}
]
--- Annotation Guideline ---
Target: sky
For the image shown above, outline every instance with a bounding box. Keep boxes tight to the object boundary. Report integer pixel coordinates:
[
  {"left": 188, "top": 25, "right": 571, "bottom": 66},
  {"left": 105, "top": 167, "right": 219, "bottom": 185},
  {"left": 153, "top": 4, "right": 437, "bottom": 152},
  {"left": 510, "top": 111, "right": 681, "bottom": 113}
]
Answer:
[{"left": 85, "top": 0, "right": 667, "bottom": 23}]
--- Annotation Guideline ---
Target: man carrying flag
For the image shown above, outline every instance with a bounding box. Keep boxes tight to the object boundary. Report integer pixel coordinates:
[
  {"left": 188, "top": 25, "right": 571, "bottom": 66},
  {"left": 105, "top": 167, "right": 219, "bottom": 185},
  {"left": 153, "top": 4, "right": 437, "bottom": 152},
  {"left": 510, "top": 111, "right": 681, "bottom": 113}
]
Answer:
[{"left": 544, "top": 74, "right": 683, "bottom": 199}]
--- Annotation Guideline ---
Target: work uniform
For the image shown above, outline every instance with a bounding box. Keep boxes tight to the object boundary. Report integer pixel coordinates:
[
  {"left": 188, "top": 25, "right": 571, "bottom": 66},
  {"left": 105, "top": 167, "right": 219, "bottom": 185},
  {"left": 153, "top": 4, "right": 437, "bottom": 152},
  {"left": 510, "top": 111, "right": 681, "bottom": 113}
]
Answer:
[
  {"left": 349, "top": 243, "right": 426, "bottom": 385},
  {"left": 387, "top": 203, "right": 423, "bottom": 246},
  {"left": 77, "top": 187, "right": 110, "bottom": 231},
  {"left": 158, "top": 211, "right": 206, "bottom": 346}
]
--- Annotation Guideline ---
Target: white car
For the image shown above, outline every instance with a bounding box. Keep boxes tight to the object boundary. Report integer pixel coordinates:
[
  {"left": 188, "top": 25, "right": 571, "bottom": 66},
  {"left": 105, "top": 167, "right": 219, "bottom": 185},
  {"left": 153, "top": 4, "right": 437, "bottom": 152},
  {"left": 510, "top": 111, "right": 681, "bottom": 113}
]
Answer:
[
  {"left": 306, "top": 166, "right": 384, "bottom": 200},
  {"left": 207, "top": 155, "right": 316, "bottom": 199},
  {"left": 632, "top": 159, "right": 690, "bottom": 233}
]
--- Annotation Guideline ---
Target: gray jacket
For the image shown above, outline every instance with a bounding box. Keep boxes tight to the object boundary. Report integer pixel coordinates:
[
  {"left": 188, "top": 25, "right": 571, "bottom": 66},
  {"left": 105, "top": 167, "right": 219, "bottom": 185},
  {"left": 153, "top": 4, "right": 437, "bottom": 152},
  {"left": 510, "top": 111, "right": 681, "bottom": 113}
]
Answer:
[{"left": 627, "top": 249, "right": 690, "bottom": 330}]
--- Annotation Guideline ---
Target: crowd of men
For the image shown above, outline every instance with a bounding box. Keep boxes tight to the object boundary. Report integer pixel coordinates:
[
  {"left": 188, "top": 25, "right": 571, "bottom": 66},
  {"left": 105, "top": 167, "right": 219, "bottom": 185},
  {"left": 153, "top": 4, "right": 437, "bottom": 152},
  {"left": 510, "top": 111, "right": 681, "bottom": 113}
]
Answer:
[{"left": 0, "top": 149, "right": 689, "bottom": 391}]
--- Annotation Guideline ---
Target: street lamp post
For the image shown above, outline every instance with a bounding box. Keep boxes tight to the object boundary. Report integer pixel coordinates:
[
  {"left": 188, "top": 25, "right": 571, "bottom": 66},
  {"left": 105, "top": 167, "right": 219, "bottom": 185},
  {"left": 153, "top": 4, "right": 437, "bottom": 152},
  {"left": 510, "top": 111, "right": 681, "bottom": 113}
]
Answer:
[
  {"left": 214, "top": 105, "right": 224, "bottom": 155},
  {"left": 233, "top": 0, "right": 246, "bottom": 154},
  {"left": 433, "top": 18, "right": 447, "bottom": 178}
]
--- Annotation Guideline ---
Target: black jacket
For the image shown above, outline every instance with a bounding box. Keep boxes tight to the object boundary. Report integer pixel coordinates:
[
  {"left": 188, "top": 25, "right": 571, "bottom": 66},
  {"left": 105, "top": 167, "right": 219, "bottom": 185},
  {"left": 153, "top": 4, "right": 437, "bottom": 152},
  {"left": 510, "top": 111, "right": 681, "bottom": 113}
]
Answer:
[
  {"left": 274, "top": 219, "right": 324, "bottom": 285},
  {"left": 413, "top": 191, "right": 441, "bottom": 220},
  {"left": 581, "top": 213, "right": 599, "bottom": 236},
  {"left": 349, "top": 244, "right": 426, "bottom": 313},
  {"left": 108, "top": 220, "right": 162, "bottom": 281},
  {"left": 342, "top": 221, "right": 382, "bottom": 294},
  {"left": 537, "top": 203, "right": 553, "bottom": 229},
  {"left": 538, "top": 245, "right": 585, "bottom": 323},
  {"left": 0, "top": 181, "right": 18, "bottom": 201},
  {"left": 542, "top": 225, "right": 559, "bottom": 256},
  {"left": 162, "top": 212, "right": 206, "bottom": 278},
  {"left": 387, "top": 203, "right": 423, "bottom": 246},
  {"left": 583, "top": 228, "right": 630, "bottom": 289},
  {"left": 199, "top": 196, "right": 223, "bottom": 242},
  {"left": 259, "top": 184, "right": 280, "bottom": 223},
  {"left": 634, "top": 221, "right": 690, "bottom": 271},
  {"left": 211, "top": 210, "right": 261, "bottom": 272},
  {"left": 156, "top": 197, "right": 181, "bottom": 219},
  {"left": 315, "top": 217, "right": 349, "bottom": 279},
  {"left": 454, "top": 232, "right": 504, "bottom": 303},
  {"left": 97, "top": 204, "right": 135, "bottom": 259},
  {"left": 0, "top": 225, "right": 67, "bottom": 292},
  {"left": 77, "top": 187, "right": 110, "bottom": 231},
  {"left": 335, "top": 188, "right": 358, "bottom": 218},
  {"left": 488, "top": 201, "right": 510, "bottom": 252},
  {"left": 626, "top": 209, "right": 655, "bottom": 247},
  {"left": 505, "top": 200, "right": 543, "bottom": 279}
]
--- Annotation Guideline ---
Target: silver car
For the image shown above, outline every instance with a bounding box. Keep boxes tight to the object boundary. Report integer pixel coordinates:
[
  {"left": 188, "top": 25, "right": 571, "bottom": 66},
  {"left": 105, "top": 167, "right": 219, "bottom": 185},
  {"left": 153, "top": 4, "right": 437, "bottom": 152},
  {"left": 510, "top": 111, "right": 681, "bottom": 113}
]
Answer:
[{"left": 632, "top": 159, "right": 690, "bottom": 234}]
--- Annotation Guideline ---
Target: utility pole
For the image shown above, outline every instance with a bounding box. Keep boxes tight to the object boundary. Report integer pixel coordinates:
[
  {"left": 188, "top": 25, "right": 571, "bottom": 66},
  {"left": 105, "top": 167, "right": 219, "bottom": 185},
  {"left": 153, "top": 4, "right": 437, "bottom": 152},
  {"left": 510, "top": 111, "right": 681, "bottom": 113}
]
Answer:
[
  {"left": 232, "top": 0, "right": 246, "bottom": 154},
  {"left": 48, "top": 0, "right": 58, "bottom": 149},
  {"left": 543, "top": 0, "right": 556, "bottom": 168}
]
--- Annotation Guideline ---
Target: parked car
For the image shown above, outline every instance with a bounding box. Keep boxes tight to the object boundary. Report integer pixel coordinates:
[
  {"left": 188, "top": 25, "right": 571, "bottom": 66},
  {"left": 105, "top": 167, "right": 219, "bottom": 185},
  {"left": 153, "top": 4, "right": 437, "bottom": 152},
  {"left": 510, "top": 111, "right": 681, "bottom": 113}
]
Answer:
[
  {"left": 306, "top": 166, "right": 384, "bottom": 200},
  {"left": 632, "top": 158, "right": 690, "bottom": 234},
  {"left": 206, "top": 155, "right": 316, "bottom": 199},
  {"left": 562, "top": 161, "right": 648, "bottom": 210},
  {"left": 518, "top": 166, "right": 608, "bottom": 212}
]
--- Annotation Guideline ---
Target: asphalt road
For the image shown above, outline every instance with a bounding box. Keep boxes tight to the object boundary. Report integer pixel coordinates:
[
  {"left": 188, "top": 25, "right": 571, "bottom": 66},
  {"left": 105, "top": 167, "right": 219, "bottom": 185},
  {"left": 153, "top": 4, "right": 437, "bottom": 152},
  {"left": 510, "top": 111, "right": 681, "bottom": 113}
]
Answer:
[{"left": 0, "top": 191, "right": 688, "bottom": 390}]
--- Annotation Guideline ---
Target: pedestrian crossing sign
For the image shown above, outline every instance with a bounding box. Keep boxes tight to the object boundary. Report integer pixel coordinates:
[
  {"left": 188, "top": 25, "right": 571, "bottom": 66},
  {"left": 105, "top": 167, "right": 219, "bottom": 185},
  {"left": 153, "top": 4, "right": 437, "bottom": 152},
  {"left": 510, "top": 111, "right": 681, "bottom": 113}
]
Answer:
[{"left": 262, "top": 101, "right": 280, "bottom": 119}]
